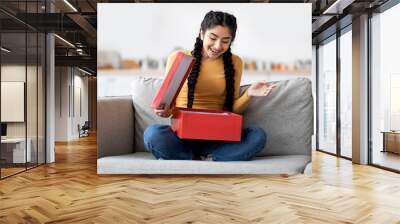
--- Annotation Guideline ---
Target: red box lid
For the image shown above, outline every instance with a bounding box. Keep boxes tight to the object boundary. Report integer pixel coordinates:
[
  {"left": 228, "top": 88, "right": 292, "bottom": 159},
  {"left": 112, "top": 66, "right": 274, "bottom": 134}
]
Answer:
[{"left": 151, "top": 52, "right": 196, "bottom": 109}]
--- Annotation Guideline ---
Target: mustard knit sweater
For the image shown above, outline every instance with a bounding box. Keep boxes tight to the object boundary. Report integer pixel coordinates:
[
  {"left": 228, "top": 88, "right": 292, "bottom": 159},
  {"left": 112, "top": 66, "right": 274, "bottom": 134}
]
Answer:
[{"left": 166, "top": 50, "right": 251, "bottom": 114}]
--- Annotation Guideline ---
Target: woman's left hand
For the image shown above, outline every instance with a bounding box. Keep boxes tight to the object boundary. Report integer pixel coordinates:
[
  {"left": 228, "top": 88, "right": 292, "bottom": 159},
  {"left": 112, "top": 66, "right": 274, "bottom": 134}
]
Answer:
[{"left": 247, "top": 80, "right": 275, "bottom": 97}]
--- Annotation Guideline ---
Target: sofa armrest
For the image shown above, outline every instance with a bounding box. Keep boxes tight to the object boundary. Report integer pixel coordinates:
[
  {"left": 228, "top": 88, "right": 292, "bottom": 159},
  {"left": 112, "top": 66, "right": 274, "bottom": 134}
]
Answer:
[{"left": 97, "top": 96, "right": 135, "bottom": 158}]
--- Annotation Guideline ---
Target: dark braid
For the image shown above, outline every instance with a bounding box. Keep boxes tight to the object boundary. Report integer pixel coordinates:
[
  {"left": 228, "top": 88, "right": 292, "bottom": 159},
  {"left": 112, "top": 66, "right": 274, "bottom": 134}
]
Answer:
[
  {"left": 187, "top": 11, "right": 237, "bottom": 111},
  {"left": 187, "top": 37, "right": 203, "bottom": 109},
  {"left": 222, "top": 47, "right": 235, "bottom": 111}
]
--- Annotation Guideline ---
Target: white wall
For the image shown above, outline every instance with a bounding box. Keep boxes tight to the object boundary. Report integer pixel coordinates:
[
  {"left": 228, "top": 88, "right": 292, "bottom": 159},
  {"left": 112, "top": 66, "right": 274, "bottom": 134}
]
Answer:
[
  {"left": 55, "top": 67, "right": 89, "bottom": 141},
  {"left": 1, "top": 66, "right": 25, "bottom": 129},
  {"left": 55, "top": 67, "right": 69, "bottom": 141},
  {"left": 98, "top": 3, "right": 311, "bottom": 63},
  {"left": 71, "top": 73, "right": 89, "bottom": 138},
  {"left": 1, "top": 64, "right": 46, "bottom": 164},
  {"left": 1, "top": 65, "right": 36, "bottom": 138},
  {"left": 1, "top": 66, "right": 26, "bottom": 141}
]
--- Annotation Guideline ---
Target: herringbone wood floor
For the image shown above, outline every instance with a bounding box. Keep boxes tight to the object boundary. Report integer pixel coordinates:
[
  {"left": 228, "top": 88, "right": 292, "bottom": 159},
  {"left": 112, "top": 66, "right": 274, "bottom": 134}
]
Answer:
[{"left": 1, "top": 134, "right": 400, "bottom": 224}]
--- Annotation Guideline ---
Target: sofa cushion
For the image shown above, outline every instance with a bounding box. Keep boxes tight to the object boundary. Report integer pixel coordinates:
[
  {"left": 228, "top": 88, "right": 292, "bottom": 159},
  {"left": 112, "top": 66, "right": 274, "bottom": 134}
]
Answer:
[
  {"left": 242, "top": 78, "right": 313, "bottom": 156},
  {"left": 130, "top": 77, "right": 170, "bottom": 152},
  {"left": 97, "top": 152, "right": 311, "bottom": 175}
]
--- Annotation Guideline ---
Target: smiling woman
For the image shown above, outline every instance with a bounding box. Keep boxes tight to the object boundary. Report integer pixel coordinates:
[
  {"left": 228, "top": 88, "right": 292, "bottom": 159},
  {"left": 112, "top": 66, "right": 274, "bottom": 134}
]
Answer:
[
  {"left": 201, "top": 26, "right": 233, "bottom": 59},
  {"left": 144, "top": 11, "right": 275, "bottom": 162}
]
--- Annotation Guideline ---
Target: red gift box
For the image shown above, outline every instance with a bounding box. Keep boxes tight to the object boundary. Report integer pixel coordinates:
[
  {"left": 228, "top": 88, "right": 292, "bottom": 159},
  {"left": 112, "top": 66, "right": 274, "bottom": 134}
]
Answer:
[
  {"left": 151, "top": 51, "right": 243, "bottom": 141},
  {"left": 171, "top": 108, "right": 242, "bottom": 141}
]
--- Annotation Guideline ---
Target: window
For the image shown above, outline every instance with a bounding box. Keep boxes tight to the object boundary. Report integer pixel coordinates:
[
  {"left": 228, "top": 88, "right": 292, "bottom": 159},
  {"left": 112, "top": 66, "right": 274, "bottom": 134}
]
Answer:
[
  {"left": 371, "top": 3, "right": 400, "bottom": 171},
  {"left": 340, "top": 29, "right": 352, "bottom": 158},
  {"left": 318, "top": 37, "right": 337, "bottom": 154}
]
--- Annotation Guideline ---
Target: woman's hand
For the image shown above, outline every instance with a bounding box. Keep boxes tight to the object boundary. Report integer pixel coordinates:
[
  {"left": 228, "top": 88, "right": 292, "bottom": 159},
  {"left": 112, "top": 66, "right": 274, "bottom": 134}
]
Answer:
[
  {"left": 247, "top": 80, "right": 275, "bottom": 97},
  {"left": 154, "top": 104, "right": 172, "bottom": 118}
]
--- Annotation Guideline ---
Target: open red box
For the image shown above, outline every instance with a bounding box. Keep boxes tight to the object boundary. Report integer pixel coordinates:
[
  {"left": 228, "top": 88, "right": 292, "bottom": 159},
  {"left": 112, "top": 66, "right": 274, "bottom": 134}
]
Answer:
[
  {"left": 171, "top": 108, "right": 242, "bottom": 141},
  {"left": 151, "top": 51, "right": 242, "bottom": 141}
]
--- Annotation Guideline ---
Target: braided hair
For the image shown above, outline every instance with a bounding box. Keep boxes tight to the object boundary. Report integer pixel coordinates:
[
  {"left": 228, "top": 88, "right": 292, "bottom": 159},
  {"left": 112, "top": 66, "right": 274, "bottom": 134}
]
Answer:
[{"left": 187, "top": 11, "right": 237, "bottom": 111}]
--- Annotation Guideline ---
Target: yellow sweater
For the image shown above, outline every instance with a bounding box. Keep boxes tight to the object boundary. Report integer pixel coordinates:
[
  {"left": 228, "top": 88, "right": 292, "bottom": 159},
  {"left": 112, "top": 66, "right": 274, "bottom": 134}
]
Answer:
[{"left": 166, "top": 50, "right": 251, "bottom": 114}]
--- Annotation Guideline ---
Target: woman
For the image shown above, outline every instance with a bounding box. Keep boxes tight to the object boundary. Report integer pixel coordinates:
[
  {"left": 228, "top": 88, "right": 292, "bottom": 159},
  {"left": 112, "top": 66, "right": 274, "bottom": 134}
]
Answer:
[{"left": 144, "top": 10, "right": 274, "bottom": 161}]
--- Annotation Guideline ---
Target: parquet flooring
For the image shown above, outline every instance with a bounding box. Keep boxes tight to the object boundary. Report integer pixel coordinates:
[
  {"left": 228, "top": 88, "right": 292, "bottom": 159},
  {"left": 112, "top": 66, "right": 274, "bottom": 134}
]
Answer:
[
  {"left": 1, "top": 167, "right": 25, "bottom": 177},
  {"left": 1, "top": 134, "right": 400, "bottom": 223}
]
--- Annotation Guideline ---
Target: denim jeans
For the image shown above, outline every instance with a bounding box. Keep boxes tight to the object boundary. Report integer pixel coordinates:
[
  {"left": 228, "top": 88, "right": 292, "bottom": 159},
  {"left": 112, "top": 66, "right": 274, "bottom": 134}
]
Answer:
[{"left": 143, "top": 124, "right": 267, "bottom": 161}]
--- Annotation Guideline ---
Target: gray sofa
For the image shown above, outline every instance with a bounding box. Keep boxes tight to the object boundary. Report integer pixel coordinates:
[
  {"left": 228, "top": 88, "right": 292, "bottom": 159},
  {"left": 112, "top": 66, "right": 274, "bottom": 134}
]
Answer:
[{"left": 97, "top": 77, "right": 313, "bottom": 175}]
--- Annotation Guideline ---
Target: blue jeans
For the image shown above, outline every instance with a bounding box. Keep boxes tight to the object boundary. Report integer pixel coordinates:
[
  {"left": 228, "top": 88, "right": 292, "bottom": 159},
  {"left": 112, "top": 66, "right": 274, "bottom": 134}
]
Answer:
[{"left": 143, "top": 124, "right": 267, "bottom": 161}]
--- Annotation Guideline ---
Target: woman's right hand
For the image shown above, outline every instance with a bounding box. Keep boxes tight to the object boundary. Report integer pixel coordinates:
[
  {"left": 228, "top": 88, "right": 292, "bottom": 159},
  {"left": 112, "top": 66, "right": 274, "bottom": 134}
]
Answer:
[{"left": 154, "top": 104, "right": 172, "bottom": 118}]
